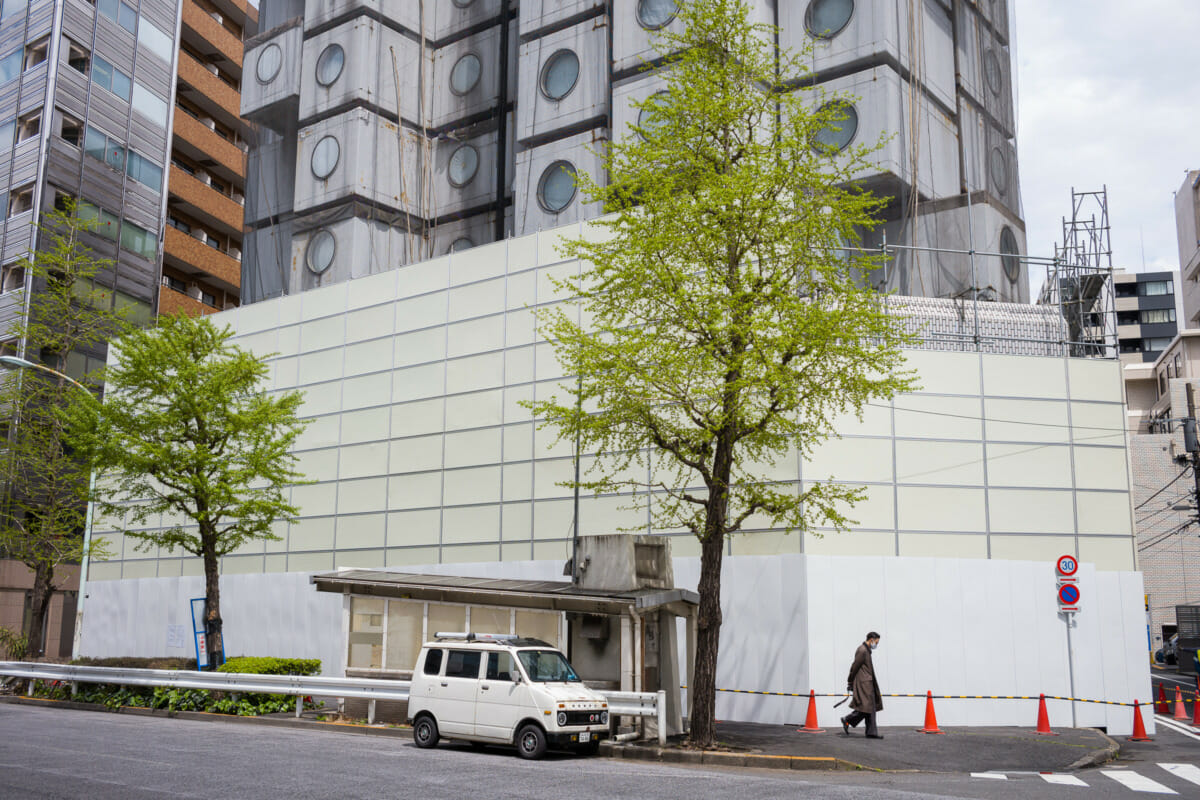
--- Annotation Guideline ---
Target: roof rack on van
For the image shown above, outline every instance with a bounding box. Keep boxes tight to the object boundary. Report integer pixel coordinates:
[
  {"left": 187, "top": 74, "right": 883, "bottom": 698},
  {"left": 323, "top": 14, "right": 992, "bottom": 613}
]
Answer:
[{"left": 433, "top": 632, "right": 519, "bottom": 642}]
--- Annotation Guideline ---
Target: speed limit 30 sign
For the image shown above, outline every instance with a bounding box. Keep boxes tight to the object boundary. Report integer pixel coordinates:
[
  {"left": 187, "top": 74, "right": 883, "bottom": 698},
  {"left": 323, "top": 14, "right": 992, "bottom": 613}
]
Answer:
[{"left": 1056, "top": 554, "right": 1080, "bottom": 613}]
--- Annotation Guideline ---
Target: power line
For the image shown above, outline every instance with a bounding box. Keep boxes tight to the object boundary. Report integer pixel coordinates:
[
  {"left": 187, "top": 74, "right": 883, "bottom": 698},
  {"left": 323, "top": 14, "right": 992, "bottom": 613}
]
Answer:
[
  {"left": 1138, "top": 520, "right": 1194, "bottom": 552},
  {"left": 1133, "top": 470, "right": 1192, "bottom": 511},
  {"left": 867, "top": 400, "right": 1179, "bottom": 437}
]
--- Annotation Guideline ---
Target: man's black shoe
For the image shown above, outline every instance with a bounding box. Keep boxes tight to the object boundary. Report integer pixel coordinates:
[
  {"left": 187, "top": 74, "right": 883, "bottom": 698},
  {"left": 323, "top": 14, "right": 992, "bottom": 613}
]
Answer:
[
  {"left": 840, "top": 716, "right": 850, "bottom": 736},
  {"left": 866, "top": 734, "right": 885, "bottom": 739}
]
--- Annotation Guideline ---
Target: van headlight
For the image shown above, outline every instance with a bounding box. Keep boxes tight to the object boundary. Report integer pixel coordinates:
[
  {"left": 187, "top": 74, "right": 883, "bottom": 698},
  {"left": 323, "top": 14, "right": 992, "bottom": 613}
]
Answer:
[
  {"left": 601, "top": 711, "right": 608, "bottom": 725},
  {"left": 557, "top": 711, "right": 568, "bottom": 726}
]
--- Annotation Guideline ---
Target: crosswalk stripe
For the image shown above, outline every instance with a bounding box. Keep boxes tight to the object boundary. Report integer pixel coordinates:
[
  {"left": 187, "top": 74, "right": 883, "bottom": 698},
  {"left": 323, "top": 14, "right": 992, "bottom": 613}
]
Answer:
[
  {"left": 1102, "top": 770, "right": 1178, "bottom": 794},
  {"left": 1040, "top": 774, "right": 1087, "bottom": 786},
  {"left": 1155, "top": 716, "right": 1200, "bottom": 742},
  {"left": 1160, "top": 764, "right": 1200, "bottom": 787}
]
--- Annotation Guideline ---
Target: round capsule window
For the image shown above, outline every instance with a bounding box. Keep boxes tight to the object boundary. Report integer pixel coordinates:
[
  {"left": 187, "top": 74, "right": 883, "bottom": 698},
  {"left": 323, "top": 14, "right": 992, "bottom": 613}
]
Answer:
[
  {"left": 999, "top": 226, "right": 1020, "bottom": 283},
  {"left": 306, "top": 230, "right": 336, "bottom": 274},
  {"left": 540, "top": 50, "right": 580, "bottom": 101},
  {"left": 311, "top": 136, "right": 340, "bottom": 179},
  {"left": 804, "top": 0, "right": 854, "bottom": 39},
  {"left": 637, "top": 91, "right": 670, "bottom": 140},
  {"left": 637, "top": 0, "right": 678, "bottom": 29},
  {"left": 450, "top": 237, "right": 474, "bottom": 252},
  {"left": 537, "top": 160, "right": 577, "bottom": 213},
  {"left": 452, "top": 0, "right": 474, "bottom": 7},
  {"left": 811, "top": 102, "right": 858, "bottom": 152},
  {"left": 448, "top": 144, "right": 480, "bottom": 187},
  {"left": 984, "top": 49, "right": 1003, "bottom": 96},
  {"left": 450, "top": 53, "right": 482, "bottom": 95},
  {"left": 316, "top": 44, "right": 345, "bottom": 87},
  {"left": 989, "top": 147, "right": 1009, "bottom": 194},
  {"left": 256, "top": 43, "right": 282, "bottom": 84}
]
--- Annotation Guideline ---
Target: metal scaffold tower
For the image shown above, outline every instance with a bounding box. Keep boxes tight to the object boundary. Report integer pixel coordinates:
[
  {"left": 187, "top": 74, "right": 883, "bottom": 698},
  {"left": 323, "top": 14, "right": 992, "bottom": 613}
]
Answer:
[{"left": 1037, "top": 187, "right": 1116, "bottom": 357}]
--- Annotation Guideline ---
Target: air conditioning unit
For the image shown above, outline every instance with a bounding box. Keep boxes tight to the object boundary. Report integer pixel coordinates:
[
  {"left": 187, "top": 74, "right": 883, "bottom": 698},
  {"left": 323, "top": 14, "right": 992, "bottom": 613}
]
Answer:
[
  {"left": 195, "top": 169, "right": 211, "bottom": 185},
  {"left": 187, "top": 284, "right": 203, "bottom": 300},
  {"left": 229, "top": 248, "right": 242, "bottom": 261},
  {"left": 200, "top": 117, "right": 216, "bottom": 130}
]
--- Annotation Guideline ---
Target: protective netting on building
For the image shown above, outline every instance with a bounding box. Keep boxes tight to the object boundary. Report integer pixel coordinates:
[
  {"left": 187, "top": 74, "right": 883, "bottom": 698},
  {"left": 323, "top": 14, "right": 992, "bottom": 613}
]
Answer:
[{"left": 886, "top": 295, "right": 1079, "bottom": 358}]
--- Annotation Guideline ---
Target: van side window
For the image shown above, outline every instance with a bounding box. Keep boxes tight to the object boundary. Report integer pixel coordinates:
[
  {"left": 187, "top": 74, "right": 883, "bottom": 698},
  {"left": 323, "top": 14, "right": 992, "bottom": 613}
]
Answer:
[
  {"left": 423, "top": 648, "right": 444, "bottom": 675},
  {"left": 486, "top": 651, "right": 516, "bottom": 681},
  {"left": 445, "top": 649, "right": 482, "bottom": 679}
]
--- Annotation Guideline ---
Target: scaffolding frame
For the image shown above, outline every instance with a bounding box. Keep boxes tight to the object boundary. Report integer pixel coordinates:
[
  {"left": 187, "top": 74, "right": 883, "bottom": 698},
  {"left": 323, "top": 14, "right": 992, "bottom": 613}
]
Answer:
[{"left": 1036, "top": 187, "right": 1116, "bottom": 358}]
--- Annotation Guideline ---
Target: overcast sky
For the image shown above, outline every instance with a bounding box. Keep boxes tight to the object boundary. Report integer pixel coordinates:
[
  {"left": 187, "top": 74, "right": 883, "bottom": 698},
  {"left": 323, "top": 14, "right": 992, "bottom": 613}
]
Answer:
[{"left": 1014, "top": 0, "right": 1200, "bottom": 294}]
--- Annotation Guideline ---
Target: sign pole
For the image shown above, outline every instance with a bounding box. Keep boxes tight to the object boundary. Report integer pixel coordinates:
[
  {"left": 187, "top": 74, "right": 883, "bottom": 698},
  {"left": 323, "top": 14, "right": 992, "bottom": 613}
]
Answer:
[
  {"left": 1055, "top": 555, "right": 1080, "bottom": 728},
  {"left": 1063, "top": 612, "right": 1077, "bottom": 728}
]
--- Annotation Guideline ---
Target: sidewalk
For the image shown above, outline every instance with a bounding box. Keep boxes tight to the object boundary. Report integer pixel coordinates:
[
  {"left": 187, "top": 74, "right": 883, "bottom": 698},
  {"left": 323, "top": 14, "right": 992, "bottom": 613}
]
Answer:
[{"left": 604, "top": 720, "right": 1119, "bottom": 773}]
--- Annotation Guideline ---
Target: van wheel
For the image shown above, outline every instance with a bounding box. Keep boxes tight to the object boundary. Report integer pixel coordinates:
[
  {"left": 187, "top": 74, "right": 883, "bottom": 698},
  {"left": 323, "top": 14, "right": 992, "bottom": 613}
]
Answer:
[
  {"left": 413, "top": 716, "right": 439, "bottom": 749},
  {"left": 516, "top": 724, "right": 546, "bottom": 759}
]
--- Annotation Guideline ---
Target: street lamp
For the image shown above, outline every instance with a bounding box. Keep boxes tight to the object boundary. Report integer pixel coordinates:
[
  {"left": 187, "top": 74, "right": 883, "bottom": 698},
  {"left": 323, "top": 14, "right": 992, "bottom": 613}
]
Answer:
[{"left": 0, "top": 354, "right": 96, "bottom": 659}]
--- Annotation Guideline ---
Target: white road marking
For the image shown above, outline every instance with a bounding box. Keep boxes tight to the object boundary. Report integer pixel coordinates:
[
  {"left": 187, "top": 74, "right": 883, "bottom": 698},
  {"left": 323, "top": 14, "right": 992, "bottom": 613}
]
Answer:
[
  {"left": 970, "top": 773, "right": 1007, "bottom": 780},
  {"left": 1102, "top": 770, "right": 1178, "bottom": 794},
  {"left": 1040, "top": 773, "right": 1088, "bottom": 786},
  {"left": 1154, "top": 716, "right": 1200, "bottom": 742},
  {"left": 1160, "top": 764, "right": 1200, "bottom": 787}
]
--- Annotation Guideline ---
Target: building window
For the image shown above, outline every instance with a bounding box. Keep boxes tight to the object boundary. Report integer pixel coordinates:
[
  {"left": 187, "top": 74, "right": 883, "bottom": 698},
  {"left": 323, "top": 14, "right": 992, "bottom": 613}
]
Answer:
[
  {"left": 97, "top": 0, "right": 137, "bottom": 34},
  {"left": 1141, "top": 308, "right": 1176, "bottom": 325},
  {"left": 537, "top": 160, "right": 577, "bottom": 213},
  {"left": 137, "top": 17, "right": 173, "bottom": 63},
  {"left": 162, "top": 274, "right": 186, "bottom": 293},
  {"left": 126, "top": 151, "right": 163, "bottom": 192},
  {"left": 984, "top": 49, "right": 1003, "bottom": 96},
  {"left": 812, "top": 101, "right": 857, "bottom": 153},
  {"left": 637, "top": 91, "right": 670, "bottom": 140},
  {"left": 450, "top": 237, "right": 473, "bottom": 252},
  {"left": 0, "top": 119, "right": 13, "bottom": 150},
  {"left": 636, "top": 0, "right": 678, "bottom": 29},
  {"left": 310, "top": 136, "right": 339, "bottom": 179},
  {"left": 805, "top": 0, "right": 854, "bottom": 39},
  {"left": 316, "top": 44, "right": 344, "bottom": 87},
  {"left": 120, "top": 220, "right": 157, "bottom": 260},
  {"left": 256, "top": 43, "right": 282, "bottom": 84},
  {"left": 1145, "top": 337, "right": 1173, "bottom": 352},
  {"left": 131, "top": 82, "right": 168, "bottom": 128},
  {"left": 23, "top": 37, "right": 48, "bottom": 71},
  {"left": 1140, "top": 280, "right": 1173, "bottom": 296},
  {"left": 306, "top": 229, "right": 335, "bottom": 274},
  {"left": 539, "top": 49, "right": 580, "bottom": 101},
  {"left": 447, "top": 144, "right": 479, "bottom": 187},
  {"left": 449, "top": 53, "right": 481, "bottom": 95},
  {"left": 16, "top": 111, "right": 39, "bottom": 142},
  {"left": 1, "top": 263, "right": 23, "bottom": 292},
  {"left": 999, "top": 226, "right": 1020, "bottom": 283},
  {"left": 0, "top": 49, "right": 20, "bottom": 84},
  {"left": 92, "top": 56, "right": 131, "bottom": 101},
  {"left": 59, "top": 112, "right": 83, "bottom": 147},
  {"left": 0, "top": 0, "right": 22, "bottom": 21},
  {"left": 66, "top": 42, "right": 89, "bottom": 74},
  {"left": 7, "top": 184, "right": 32, "bottom": 216},
  {"left": 1117, "top": 310, "right": 1139, "bottom": 326},
  {"left": 989, "top": 147, "right": 1009, "bottom": 194}
]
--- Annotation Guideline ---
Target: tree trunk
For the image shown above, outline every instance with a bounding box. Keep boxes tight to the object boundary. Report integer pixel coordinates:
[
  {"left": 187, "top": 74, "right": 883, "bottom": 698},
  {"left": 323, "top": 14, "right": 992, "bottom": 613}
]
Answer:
[
  {"left": 201, "top": 537, "right": 223, "bottom": 670},
  {"left": 689, "top": 527, "right": 726, "bottom": 747},
  {"left": 25, "top": 562, "right": 54, "bottom": 658}
]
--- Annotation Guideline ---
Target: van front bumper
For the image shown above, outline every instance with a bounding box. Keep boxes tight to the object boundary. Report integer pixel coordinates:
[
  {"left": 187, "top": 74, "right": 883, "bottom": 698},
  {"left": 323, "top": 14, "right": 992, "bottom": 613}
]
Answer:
[{"left": 547, "top": 729, "right": 608, "bottom": 748}]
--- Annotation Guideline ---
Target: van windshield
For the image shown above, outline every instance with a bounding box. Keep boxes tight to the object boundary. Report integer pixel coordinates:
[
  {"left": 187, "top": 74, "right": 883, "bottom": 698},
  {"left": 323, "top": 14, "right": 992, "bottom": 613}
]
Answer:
[{"left": 517, "top": 650, "right": 580, "bottom": 682}]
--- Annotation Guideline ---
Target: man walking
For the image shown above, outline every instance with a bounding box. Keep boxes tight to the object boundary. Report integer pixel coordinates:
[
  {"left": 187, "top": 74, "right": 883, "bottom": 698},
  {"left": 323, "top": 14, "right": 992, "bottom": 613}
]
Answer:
[{"left": 841, "top": 632, "right": 883, "bottom": 739}]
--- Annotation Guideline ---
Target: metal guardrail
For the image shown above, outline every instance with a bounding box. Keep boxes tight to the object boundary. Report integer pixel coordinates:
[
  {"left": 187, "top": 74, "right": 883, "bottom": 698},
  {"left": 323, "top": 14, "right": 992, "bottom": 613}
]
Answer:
[{"left": 0, "top": 662, "right": 666, "bottom": 744}]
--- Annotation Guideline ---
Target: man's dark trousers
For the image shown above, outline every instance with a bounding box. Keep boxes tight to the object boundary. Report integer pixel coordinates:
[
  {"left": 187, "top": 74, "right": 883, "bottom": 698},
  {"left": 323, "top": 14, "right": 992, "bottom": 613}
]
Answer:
[{"left": 843, "top": 709, "right": 878, "bottom": 737}]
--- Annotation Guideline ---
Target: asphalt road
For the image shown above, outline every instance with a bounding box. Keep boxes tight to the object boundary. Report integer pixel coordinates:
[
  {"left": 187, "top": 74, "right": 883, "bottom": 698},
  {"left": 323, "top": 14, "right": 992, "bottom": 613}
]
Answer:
[{"left": 1, "top": 703, "right": 1199, "bottom": 800}]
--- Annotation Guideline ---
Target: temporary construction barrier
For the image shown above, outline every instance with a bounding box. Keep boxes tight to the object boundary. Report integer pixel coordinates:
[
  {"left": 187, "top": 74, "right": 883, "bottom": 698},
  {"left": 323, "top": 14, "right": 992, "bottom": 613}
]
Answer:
[
  {"left": 1128, "top": 700, "right": 1152, "bottom": 742},
  {"left": 1033, "top": 694, "right": 1057, "bottom": 736},
  {"left": 918, "top": 690, "right": 944, "bottom": 734},
  {"left": 796, "top": 690, "right": 824, "bottom": 733}
]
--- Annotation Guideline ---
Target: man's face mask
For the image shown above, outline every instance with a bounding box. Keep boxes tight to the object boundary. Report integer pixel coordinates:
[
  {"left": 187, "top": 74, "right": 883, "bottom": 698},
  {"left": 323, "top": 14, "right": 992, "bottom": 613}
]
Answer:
[{"left": 870, "top": 642, "right": 879, "bottom": 650}]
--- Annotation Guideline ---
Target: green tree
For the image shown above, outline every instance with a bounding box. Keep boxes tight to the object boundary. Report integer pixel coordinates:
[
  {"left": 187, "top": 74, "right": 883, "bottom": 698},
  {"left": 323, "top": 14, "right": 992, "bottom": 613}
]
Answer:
[
  {"left": 0, "top": 202, "right": 125, "bottom": 657},
  {"left": 530, "top": 0, "right": 917, "bottom": 748},
  {"left": 68, "top": 314, "right": 308, "bottom": 668}
]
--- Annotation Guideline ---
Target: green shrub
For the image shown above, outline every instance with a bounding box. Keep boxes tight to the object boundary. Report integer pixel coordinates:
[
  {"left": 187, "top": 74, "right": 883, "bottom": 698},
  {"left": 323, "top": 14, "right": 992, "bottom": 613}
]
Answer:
[
  {"left": 0, "top": 626, "right": 28, "bottom": 660},
  {"left": 218, "top": 657, "right": 320, "bottom": 676},
  {"left": 71, "top": 656, "right": 196, "bottom": 670}
]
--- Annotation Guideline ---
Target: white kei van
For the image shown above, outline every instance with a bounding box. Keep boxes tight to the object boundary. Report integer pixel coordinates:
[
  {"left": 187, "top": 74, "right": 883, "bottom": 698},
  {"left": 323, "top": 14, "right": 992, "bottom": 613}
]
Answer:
[{"left": 408, "top": 632, "right": 610, "bottom": 759}]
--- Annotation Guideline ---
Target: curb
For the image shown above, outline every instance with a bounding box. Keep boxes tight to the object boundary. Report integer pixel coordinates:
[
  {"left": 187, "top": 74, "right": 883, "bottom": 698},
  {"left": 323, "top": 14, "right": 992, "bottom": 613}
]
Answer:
[
  {"left": 0, "top": 695, "right": 411, "bottom": 738},
  {"left": 600, "top": 741, "right": 864, "bottom": 771},
  {"left": 1065, "top": 729, "right": 1120, "bottom": 771}
]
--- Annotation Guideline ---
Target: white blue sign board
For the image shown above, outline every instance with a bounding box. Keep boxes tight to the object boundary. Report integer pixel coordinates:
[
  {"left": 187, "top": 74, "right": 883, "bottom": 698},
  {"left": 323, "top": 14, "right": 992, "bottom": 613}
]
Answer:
[{"left": 1056, "top": 555, "right": 1080, "bottom": 613}]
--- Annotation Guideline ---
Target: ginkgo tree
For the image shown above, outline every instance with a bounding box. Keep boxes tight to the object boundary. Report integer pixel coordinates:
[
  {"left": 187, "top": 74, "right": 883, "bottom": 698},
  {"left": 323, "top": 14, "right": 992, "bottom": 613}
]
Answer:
[{"left": 530, "top": 0, "right": 917, "bottom": 748}]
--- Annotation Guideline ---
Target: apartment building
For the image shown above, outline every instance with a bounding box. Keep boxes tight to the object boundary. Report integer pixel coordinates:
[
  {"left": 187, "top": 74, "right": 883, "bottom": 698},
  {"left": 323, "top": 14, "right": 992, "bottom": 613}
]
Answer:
[
  {"left": 239, "top": 0, "right": 1027, "bottom": 305},
  {"left": 1115, "top": 269, "right": 1182, "bottom": 365},
  {"left": 1175, "top": 170, "right": 1200, "bottom": 329},
  {"left": 158, "top": 0, "right": 255, "bottom": 316}
]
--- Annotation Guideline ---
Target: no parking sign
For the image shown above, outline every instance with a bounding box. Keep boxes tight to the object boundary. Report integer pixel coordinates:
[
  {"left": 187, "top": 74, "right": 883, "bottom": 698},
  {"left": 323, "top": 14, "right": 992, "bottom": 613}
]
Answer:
[{"left": 1056, "top": 555, "right": 1080, "bottom": 613}]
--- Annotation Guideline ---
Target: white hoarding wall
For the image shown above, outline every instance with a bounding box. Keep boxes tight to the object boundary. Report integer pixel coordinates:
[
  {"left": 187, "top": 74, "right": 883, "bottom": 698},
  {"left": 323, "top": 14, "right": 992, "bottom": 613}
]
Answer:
[{"left": 79, "top": 553, "right": 1151, "bottom": 735}]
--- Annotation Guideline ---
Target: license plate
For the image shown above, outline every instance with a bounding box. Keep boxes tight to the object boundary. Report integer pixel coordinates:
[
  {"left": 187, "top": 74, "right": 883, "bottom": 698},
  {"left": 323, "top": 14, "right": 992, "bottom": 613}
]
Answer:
[{"left": 579, "top": 732, "right": 591, "bottom": 742}]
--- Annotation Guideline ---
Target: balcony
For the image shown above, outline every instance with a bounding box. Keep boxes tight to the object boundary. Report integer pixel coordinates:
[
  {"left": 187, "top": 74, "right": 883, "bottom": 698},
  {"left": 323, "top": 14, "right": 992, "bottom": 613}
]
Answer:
[
  {"left": 168, "top": 165, "right": 244, "bottom": 237},
  {"left": 182, "top": 1, "right": 243, "bottom": 78},
  {"left": 163, "top": 225, "right": 241, "bottom": 291},
  {"left": 158, "top": 283, "right": 223, "bottom": 317},
  {"left": 176, "top": 50, "right": 242, "bottom": 131},
  {"left": 172, "top": 111, "right": 245, "bottom": 181}
]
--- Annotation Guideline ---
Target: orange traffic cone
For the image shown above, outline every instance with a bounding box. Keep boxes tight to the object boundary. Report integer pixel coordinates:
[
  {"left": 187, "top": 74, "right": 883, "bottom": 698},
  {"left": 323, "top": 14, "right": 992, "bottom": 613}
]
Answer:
[
  {"left": 918, "top": 690, "right": 944, "bottom": 734},
  {"left": 1033, "top": 693, "right": 1058, "bottom": 736},
  {"left": 1128, "top": 700, "right": 1152, "bottom": 741},
  {"left": 796, "top": 690, "right": 825, "bottom": 733},
  {"left": 1156, "top": 683, "right": 1169, "bottom": 714},
  {"left": 1193, "top": 679, "right": 1200, "bottom": 728},
  {"left": 1175, "top": 687, "right": 1190, "bottom": 721}
]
